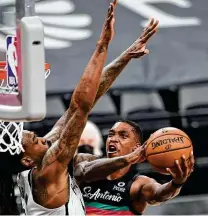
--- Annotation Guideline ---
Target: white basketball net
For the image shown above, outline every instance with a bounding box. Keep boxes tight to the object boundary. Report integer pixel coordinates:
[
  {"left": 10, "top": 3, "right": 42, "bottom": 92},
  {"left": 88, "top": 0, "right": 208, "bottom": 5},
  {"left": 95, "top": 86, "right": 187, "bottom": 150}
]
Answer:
[
  {"left": 0, "top": 64, "right": 50, "bottom": 155},
  {"left": 0, "top": 121, "right": 25, "bottom": 155}
]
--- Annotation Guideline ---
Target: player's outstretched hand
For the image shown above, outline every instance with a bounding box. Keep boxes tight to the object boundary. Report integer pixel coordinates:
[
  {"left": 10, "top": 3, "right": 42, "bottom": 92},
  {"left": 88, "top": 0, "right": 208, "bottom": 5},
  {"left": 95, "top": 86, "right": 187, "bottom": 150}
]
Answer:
[
  {"left": 125, "top": 18, "right": 159, "bottom": 59},
  {"left": 166, "top": 151, "right": 194, "bottom": 185},
  {"left": 98, "top": 0, "right": 117, "bottom": 45}
]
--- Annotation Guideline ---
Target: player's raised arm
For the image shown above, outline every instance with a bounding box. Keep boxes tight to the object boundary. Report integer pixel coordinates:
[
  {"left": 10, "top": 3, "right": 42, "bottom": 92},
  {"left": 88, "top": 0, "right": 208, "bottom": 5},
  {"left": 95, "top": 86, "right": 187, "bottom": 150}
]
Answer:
[
  {"left": 45, "top": 18, "right": 159, "bottom": 142},
  {"left": 40, "top": 0, "right": 117, "bottom": 175},
  {"left": 94, "top": 18, "right": 159, "bottom": 104}
]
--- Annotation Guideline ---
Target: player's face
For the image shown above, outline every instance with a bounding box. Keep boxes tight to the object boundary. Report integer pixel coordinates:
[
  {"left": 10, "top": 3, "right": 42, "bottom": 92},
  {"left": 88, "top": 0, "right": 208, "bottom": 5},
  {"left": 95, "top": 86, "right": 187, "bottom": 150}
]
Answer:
[
  {"left": 21, "top": 131, "right": 52, "bottom": 167},
  {"left": 106, "top": 122, "right": 139, "bottom": 158}
]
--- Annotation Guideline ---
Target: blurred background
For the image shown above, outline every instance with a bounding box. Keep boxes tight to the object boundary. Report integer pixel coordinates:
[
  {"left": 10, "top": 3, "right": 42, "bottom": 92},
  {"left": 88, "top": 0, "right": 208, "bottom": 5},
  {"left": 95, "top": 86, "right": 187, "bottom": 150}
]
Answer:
[{"left": 1, "top": 0, "right": 208, "bottom": 214}]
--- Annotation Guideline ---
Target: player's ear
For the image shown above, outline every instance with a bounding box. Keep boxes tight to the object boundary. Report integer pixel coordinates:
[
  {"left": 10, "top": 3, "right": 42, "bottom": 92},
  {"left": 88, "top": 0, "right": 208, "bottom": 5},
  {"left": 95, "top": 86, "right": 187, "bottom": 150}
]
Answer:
[{"left": 20, "top": 156, "right": 34, "bottom": 167}]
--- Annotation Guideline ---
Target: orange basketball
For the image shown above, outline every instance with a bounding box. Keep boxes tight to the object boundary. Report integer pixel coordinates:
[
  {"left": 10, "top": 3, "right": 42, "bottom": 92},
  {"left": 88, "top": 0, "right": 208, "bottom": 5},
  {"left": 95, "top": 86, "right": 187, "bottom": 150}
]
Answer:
[{"left": 145, "top": 127, "right": 193, "bottom": 175}]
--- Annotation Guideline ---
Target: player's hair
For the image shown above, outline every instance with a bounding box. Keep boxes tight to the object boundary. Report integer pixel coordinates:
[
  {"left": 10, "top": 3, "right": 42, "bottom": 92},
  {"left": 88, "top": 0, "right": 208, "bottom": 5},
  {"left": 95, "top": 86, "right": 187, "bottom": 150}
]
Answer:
[
  {"left": 117, "top": 120, "right": 143, "bottom": 143},
  {"left": 0, "top": 137, "right": 25, "bottom": 214}
]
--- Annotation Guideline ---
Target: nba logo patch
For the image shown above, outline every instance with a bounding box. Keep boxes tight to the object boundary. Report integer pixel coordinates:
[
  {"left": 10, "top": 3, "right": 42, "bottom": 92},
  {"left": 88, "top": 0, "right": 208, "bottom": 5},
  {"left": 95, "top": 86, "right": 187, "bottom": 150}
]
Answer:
[{"left": 6, "top": 36, "right": 18, "bottom": 87}]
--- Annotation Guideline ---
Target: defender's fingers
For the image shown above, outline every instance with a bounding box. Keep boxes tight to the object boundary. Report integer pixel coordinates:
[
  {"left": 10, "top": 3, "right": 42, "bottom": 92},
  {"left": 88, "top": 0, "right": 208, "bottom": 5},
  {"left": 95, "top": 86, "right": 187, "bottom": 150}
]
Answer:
[
  {"left": 143, "top": 18, "right": 154, "bottom": 32},
  {"left": 144, "top": 49, "right": 150, "bottom": 54},
  {"left": 139, "top": 18, "right": 154, "bottom": 38},
  {"left": 113, "top": 0, "right": 118, "bottom": 7},
  {"left": 140, "top": 28, "right": 158, "bottom": 43},
  {"left": 141, "top": 19, "right": 158, "bottom": 38},
  {"left": 108, "top": 4, "right": 114, "bottom": 16}
]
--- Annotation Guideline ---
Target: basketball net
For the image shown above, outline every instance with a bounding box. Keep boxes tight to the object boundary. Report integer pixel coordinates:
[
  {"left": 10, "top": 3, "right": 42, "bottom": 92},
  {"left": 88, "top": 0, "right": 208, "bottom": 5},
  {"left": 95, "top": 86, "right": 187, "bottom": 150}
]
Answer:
[
  {"left": 0, "top": 122, "right": 24, "bottom": 155},
  {"left": 0, "top": 62, "right": 50, "bottom": 155}
]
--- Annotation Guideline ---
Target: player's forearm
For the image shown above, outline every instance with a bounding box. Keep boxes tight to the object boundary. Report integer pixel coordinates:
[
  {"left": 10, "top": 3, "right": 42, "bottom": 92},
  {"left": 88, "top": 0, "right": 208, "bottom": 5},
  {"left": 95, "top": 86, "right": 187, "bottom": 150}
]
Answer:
[
  {"left": 49, "top": 42, "right": 110, "bottom": 136},
  {"left": 148, "top": 181, "right": 181, "bottom": 205},
  {"left": 43, "top": 43, "right": 110, "bottom": 167},
  {"left": 74, "top": 151, "right": 137, "bottom": 182},
  {"left": 70, "top": 42, "right": 109, "bottom": 114},
  {"left": 94, "top": 52, "right": 131, "bottom": 104}
]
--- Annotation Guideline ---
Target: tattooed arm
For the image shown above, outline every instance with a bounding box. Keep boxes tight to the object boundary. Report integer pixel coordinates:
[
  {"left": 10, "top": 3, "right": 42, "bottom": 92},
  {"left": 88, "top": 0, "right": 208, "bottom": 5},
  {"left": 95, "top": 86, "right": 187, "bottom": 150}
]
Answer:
[
  {"left": 73, "top": 145, "right": 145, "bottom": 183},
  {"left": 94, "top": 19, "right": 159, "bottom": 104},
  {"left": 94, "top": 18, "right": 158, "bottom": 104},
  {"left": 39, "top": 1, "right": 117, "bottom": 177},
  {"left": 44, "top": 18, "right": 159, "bottom": 143}
]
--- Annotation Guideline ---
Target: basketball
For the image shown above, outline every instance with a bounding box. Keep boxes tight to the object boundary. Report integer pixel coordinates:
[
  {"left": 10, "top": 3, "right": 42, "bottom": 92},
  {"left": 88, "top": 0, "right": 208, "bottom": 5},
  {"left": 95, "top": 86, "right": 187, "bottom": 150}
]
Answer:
[{"left": 145, "top": 127, "right": 193, "bottom": 175}]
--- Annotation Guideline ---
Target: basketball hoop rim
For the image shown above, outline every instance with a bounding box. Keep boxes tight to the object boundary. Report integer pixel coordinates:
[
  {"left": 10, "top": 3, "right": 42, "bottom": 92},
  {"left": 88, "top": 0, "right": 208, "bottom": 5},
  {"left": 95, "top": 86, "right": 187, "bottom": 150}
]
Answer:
[{"left": 0, "top": 61, "right": 50, "bottom": 80}]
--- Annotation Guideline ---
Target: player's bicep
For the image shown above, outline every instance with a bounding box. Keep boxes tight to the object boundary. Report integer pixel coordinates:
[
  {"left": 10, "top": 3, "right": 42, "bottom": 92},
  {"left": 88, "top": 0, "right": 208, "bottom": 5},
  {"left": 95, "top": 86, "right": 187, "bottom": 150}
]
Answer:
[{"left": 41, "top": 109, "right": 89, "bottom": 174}]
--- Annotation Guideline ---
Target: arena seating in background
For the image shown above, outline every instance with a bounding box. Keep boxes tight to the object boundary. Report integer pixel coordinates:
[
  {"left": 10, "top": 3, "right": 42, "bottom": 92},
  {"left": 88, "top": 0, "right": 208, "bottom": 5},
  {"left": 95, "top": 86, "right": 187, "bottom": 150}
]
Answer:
[
  {"left": 46, "top": 96, "right": 66, "bottom": 118},
  {"left": 89, "top": 94, "right": 118, "bottom": 119},
  {"left": 121, "top": 91, "right": 171, "bottom": 130},
  {"left": 179, "top": 85, "right": 208, "bottom": 128}
]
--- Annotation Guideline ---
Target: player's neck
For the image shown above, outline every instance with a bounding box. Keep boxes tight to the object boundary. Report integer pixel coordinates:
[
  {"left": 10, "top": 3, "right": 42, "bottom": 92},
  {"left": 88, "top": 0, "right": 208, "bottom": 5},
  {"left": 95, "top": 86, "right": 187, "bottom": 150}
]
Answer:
[{"left": 107, "top": 165, "right": 131, "bottom": 180}]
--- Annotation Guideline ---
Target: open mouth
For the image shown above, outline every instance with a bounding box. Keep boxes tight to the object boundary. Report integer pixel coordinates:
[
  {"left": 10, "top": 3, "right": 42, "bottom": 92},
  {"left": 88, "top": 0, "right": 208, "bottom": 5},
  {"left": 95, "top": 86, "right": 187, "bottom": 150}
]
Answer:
[{"left": 108, "top": 143, "right": 118, "bottom": 154}]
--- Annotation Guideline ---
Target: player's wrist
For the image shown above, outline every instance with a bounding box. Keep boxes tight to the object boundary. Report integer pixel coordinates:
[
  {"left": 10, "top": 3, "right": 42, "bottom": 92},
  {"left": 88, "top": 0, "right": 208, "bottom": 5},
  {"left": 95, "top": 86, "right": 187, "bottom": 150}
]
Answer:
[
  {"left": 171, "top": 180, "right": 185, "bottom": 188},
  {"left": 124, "top": 151, "right": 139, "bottom": 164},
  {"left": 121, "top": 52, "right": 132, "bottom": 62},
  {"left": 97, "top": 40, "right": 110, "bottom": 47}
]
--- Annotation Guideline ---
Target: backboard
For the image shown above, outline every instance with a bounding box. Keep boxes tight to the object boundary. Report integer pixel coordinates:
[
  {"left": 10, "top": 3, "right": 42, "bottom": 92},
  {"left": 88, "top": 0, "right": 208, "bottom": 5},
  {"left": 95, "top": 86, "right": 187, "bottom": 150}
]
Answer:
[{"left": 0, "top": 0, "right": 46, "bottom": 121}]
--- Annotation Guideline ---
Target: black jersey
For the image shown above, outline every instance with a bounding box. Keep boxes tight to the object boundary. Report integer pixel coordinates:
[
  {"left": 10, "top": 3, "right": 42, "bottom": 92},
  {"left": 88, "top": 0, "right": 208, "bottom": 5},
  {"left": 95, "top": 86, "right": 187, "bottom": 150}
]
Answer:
[{"left": 80, "top": 171, "right": 140, "bottom": 215}]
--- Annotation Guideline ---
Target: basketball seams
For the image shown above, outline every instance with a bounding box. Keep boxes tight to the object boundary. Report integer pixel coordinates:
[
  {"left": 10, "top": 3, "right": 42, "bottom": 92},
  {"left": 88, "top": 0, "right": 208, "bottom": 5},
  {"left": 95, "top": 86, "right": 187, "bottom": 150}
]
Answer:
[
  {"left": 146, "top": 133, "right": 192, "bottom": 151},
  {"left": 147, "top": 145, "right": 192, "bottom": 158}
]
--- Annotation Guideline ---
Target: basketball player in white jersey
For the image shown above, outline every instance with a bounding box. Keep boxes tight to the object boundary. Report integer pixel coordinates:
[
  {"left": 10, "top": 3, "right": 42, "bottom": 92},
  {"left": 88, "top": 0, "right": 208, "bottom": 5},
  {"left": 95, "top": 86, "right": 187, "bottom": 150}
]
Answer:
[{"left": 15, "top": 1, "right": 118, "bottom": 215}]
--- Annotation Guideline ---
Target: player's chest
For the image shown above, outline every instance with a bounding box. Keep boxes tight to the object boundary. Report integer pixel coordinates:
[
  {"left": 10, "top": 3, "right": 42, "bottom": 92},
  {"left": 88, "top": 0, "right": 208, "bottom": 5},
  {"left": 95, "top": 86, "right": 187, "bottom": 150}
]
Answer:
[{"left": 82, "top": 180, "right": 128, "bottom": 204}]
